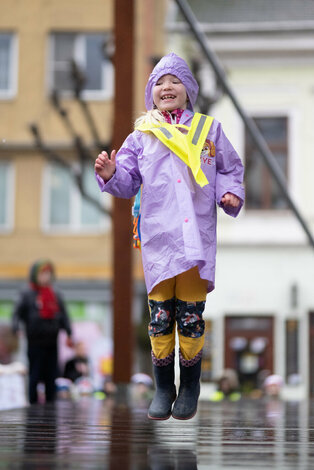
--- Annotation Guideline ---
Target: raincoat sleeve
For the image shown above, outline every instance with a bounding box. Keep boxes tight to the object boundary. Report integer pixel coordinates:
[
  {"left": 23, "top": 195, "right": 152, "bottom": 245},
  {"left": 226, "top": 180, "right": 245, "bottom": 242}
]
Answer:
[
  {"left": 95, "top": 131, "right": 143, "bottom": 199},
  {"left": 214, "top": 122, "right": 245, "bottom": 217}
]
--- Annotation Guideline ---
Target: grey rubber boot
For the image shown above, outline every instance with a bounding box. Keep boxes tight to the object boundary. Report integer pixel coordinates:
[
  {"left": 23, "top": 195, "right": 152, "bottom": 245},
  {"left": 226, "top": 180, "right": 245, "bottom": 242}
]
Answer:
[
  {"left": 148, "top": 350, "right": 176, "bottom": 420},
  {"left": 172, "top": 350, "right": 202, "bottom": 420}
]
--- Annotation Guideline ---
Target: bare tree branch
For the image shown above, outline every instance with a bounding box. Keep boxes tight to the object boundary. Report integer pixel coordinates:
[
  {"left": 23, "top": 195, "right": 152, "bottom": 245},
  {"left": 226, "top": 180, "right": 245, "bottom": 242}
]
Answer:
[
  {"left": 30, "top": 41, "right": 115, "bottom": 219},
  {"left": 29, "top": 123, "right": 111, "bottom": 217},
  {"left": 70, "top": 60, "right": 107, "bottom": 152}
]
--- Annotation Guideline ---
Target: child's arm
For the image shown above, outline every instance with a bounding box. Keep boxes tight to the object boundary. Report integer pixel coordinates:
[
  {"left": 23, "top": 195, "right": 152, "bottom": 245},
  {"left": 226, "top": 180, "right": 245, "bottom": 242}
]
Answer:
[
  {"left": 12, "top": 291, "right": 27, "bottom": 334},
  {"left": 94, "top": 132, "right": 142, "bottom": 199},
  {"left": 57, "top": 292, "right": 73, "bottom": 346},
  {"left": 214, "top": 122, "right": 245, "bottom": 217}
]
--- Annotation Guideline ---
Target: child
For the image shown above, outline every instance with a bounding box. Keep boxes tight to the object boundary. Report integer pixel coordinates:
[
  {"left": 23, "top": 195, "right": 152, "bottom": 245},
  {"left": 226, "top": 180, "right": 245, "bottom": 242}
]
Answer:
[
  {"left": 12, "top": 259, "right": 73, "bottom": 404},
  {"left": 95, "top": 53, "right": 244, "bottom": 420},
  {"left": 63, "top": 341, "right": 89, "bottom": 383}
]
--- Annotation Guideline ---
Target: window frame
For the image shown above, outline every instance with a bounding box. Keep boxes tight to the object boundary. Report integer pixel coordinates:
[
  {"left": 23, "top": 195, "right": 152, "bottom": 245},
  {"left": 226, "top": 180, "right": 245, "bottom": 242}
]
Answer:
[
  {"left": 0, "top": 160, "right": 15, "bottom": 233},
  {"left": 41, "top": 162, "right": 111, "bottom": 235},
  {"left": 244, "top": 112, "right": 291, "bottom": 212},
  {"left": 0, "top": 32, "right": 18, "bottom": 99},
  {"left": 47, "top": 32, "right": 113, "bottom": 101}
]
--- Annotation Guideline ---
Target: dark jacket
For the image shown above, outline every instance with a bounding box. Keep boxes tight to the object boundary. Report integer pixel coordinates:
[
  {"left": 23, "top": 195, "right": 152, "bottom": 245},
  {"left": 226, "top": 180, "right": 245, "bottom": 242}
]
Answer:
[
  {"left": 12, "top": 260, "right": 72, "bottom": 347},
  {"left": 64, "top": 356, "right": 89, "bottom": 382}
]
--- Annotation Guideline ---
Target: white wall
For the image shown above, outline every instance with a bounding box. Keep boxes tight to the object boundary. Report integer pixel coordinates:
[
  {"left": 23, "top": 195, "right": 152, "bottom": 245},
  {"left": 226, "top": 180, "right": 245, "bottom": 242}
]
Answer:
[{"left": 205, "top": 245, "right": 314, "bottom": 394}]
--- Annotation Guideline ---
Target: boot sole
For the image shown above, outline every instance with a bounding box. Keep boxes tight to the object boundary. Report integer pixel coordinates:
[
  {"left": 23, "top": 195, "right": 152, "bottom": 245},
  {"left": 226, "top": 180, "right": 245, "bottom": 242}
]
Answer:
[
  {"left": 172, "top": 408, "right": 197, "bottom": 420},
  {"left": 147, "top": 412, "right": 172, "bottom": 420}
]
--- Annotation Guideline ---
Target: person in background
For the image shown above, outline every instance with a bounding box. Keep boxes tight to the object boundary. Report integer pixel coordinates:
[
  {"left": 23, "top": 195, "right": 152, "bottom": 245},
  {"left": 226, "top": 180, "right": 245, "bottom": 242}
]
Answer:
[
  {"left": 210, "top": 369, "right": 241, "bottom": 402},
  {"left": 63, "top": 341, "right": 89, "bottom": 383},
  {"left": 12, "top": 259, "right": 73, "bottom": 404},
  {"left": 263, "top": 374, "right": 283, "bottom": 399}
]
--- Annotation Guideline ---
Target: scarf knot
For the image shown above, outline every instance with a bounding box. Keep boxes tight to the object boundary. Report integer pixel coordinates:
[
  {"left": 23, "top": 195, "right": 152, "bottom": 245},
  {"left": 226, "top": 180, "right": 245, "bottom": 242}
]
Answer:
[{"left": 162, "top": 108, "right": 184, "bottom": 124}]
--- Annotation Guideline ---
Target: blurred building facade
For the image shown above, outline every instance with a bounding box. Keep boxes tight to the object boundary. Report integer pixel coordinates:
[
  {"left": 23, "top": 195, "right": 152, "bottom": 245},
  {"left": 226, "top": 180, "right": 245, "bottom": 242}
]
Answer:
[
  {"left": 2, "top": 0, "right": 314, "bottom": 399},
  {"left": 167, "top": 0, "right": 314, "bottom": 398},
  {"left": 0, "top": 0, "right": 167, "bottom": 342}
]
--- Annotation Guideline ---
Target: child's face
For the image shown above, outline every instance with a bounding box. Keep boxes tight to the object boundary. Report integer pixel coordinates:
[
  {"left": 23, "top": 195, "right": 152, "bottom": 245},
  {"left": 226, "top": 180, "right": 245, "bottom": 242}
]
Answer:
[{"left": 153, "top": 74, "right": 188, "bottom": 112}]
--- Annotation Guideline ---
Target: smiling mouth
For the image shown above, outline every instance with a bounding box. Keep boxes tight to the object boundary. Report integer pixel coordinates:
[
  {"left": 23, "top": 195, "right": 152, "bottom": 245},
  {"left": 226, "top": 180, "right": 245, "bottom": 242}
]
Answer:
[{"left": 161, "top": 95, "right": 176, "bottom": 100}]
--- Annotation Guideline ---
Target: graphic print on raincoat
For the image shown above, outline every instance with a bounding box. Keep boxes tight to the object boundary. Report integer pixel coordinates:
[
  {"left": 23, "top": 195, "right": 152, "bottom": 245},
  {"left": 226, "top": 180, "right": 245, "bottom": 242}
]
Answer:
[{"left": 96, "top": 53, "right": 245, "bottom": 295}]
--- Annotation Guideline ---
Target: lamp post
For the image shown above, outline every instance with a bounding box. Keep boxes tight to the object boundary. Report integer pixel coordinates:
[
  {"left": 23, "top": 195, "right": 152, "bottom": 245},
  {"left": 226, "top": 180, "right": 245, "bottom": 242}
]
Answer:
[{"left": 111, "top": 0, "right": 135, "bottom": 385}]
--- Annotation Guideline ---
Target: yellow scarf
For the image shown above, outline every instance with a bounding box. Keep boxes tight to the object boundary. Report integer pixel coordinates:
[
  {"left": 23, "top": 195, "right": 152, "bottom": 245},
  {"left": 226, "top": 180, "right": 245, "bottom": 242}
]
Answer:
[{"left": 136, "top": 113, "right": 214, "bottom": 187}]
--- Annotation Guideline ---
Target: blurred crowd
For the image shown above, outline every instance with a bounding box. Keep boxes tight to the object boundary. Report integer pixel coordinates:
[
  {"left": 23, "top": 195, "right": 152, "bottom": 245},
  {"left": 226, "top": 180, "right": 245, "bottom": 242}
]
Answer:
[{"left": 209, "top": 368, "right": 284, "bottom": 403}]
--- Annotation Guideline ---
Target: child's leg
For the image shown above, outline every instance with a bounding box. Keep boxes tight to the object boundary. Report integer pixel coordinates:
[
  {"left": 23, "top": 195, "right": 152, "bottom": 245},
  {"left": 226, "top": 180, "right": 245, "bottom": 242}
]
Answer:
[
  {"left": 148, "top": 277, "right": 176, "bottom": 359},
  {"left": 175, "top": 266, "right": 207, "bottom": 359},
  {"left": 147, "top": 277, "right": 176, "bottom": 420},
  {"left": 172, "top": 266, "right": 207, "bottom": 420}
]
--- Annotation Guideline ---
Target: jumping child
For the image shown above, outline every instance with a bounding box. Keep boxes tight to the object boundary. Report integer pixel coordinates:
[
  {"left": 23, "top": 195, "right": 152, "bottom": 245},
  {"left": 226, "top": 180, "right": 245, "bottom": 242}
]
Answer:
[{"left": 94, "top": 53, "right": 244, "bottom": 420}]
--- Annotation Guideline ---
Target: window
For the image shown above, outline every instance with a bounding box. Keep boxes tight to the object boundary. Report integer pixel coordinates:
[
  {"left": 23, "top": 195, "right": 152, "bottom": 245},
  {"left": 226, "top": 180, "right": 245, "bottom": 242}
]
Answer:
[
  {"left": 245, "top": 116, "right": 288, "bottom": 210},
  {"left": 0, "top": 161, "right": 14, "bottom": 232},
  {"left": 0, "top": 33, "right": 17, "bottom": 98},
  {"left": 43, "top": 162, "right": 111, "bottom": 233},
  {"left": 49, "top": 32, "right": 113, "bottom": 99}
]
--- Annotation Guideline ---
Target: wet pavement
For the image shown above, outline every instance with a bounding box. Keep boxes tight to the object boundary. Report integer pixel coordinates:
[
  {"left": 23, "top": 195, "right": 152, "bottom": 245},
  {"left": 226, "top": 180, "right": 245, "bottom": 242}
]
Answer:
[{"left": 0, "top": 395, "right": 314, "bottom": 469}]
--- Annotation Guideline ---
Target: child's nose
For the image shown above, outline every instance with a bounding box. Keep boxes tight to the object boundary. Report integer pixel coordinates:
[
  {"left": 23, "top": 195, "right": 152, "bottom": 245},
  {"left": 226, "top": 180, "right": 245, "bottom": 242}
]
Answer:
[{"left": 163, "top": 81, "right": 172, "bottom": 89}]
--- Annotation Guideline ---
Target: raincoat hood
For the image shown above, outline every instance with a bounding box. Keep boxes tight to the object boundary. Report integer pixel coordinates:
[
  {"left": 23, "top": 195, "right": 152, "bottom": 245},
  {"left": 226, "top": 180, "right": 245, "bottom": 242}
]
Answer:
[
  {"left": 29, "top": 259, "right": 55, "bottom": 286},
  {"left": 144, "top": 53, "right": 199, "bottom": 112}
]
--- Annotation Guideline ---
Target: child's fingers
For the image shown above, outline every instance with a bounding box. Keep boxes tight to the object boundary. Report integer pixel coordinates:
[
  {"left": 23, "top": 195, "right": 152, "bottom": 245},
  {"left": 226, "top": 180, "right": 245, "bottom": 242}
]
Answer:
[
  {"left": 94, "top": 161, "right": 103, "bottom": 170},
  {"left": 221, "top": 193, "right": 231, "bottom": 205},
  {"left": 228, "top": 194, "right": 239, "bottom": 207},
  {"left": 221, "top": 193, "right": 240, "bottom": 207},
  {"left": 98, "top": 152, "right": 108, "bottom": 161},
  {"left": 97, "top": 150, "right": 116, "bottom": 164},
  {"left": 96, "top": 151, "right": 109, "bottom": 165},
  {"left": 95, "top": 150, "right": 116, "bottom": 179},
  {"left": 97, "top": 153, "right": 112, "bottom": 166},
  {"left": 110, "top": 149, "right": 117, "bottom": 163},
  {"left": 95, "top": 158, "right": 105, "bottom": 168}
]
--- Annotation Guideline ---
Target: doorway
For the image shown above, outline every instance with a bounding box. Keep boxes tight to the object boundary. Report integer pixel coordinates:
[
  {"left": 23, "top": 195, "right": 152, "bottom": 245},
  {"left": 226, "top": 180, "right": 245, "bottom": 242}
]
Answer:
[{"left": 225, "top": 316, "right": 274, "bottom": 393}]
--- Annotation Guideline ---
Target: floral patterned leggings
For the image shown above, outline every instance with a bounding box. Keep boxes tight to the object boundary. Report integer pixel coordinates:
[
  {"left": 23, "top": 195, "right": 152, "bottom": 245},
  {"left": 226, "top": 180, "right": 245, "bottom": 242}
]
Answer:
[{"left": 148, "top": 267, "right": 207, "bottom": 361}]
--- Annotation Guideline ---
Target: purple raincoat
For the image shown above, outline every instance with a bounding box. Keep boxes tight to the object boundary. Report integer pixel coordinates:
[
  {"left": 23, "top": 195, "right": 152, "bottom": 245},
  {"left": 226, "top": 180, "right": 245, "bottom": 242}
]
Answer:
[{"left": 96, "top": 53, "right": 244, "bottom": 294}]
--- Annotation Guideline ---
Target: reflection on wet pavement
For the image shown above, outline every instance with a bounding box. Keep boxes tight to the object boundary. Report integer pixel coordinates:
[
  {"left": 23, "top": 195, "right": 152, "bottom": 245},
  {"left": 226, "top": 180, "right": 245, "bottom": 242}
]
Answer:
[{"left": 0, "top": 397, "right": 313, "bottom": 469}]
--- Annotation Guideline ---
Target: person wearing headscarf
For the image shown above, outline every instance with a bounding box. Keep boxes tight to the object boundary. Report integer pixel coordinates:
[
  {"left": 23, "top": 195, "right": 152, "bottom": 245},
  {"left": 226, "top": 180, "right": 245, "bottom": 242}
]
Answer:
[{"left": 12, "top": 259, "right": 73, "bottom": 404}]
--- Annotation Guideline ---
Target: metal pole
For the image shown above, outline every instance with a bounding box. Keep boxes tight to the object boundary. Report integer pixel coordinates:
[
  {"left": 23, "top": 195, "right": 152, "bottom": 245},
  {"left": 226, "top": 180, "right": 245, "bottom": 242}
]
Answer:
[
  {"left": 112, "top": 0, "right": 134, "bottom": 384},
  {"left": 175, "top": 0, "right": 314, "bottom": 249}
]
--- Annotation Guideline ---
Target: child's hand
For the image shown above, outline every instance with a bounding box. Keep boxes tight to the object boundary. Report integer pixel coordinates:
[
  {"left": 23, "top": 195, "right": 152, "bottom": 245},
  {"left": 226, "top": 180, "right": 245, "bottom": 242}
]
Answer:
[
  {"left": 95, "top": 150, "right": 117, "bottom": 182},
  {"left": 66, "top": 336, "right": 75, "bottom": 348},
  {"left": 221, "top": 192, "right": 240, "bottom": 208}
]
